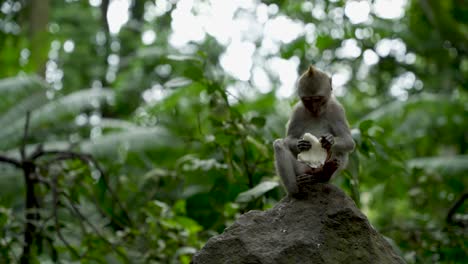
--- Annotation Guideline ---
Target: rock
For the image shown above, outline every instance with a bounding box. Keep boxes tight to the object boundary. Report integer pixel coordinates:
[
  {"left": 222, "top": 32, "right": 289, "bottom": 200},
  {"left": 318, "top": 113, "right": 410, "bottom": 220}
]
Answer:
[{"left": 192, "top": 183, "right": 405, "bottom": 264}]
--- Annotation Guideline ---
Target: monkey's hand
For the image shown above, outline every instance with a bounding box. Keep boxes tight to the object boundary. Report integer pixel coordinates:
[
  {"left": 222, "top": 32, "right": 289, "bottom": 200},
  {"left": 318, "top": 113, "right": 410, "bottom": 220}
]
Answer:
[
  {"left": 297, "top": 139, "right": 312, "bottom": 152},
  {"left": 320, "top": 134, "right": 334, "bottom": 150}
]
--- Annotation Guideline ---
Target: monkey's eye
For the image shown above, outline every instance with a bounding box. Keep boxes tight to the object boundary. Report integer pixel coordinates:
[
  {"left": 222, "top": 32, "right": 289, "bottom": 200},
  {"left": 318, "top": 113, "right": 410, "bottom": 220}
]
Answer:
[{"left": 303, "top": 96, "right": 323, "bottom": 102}]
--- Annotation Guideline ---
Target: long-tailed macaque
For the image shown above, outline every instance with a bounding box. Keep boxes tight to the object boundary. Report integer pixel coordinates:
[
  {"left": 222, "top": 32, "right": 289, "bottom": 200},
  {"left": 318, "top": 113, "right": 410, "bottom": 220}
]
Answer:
[{"left": 273, "top": 66, "right": 355, "bottom": 195}]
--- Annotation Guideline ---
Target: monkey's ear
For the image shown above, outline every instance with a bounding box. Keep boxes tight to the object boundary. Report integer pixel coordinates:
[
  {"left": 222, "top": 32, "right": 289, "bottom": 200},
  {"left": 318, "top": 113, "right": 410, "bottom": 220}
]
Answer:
[
  {"left": 329, "top": 77, "right": 333, "bottom": 90},
  {"left": 307, "top": 66, "right": 315, "bottom": 76}
]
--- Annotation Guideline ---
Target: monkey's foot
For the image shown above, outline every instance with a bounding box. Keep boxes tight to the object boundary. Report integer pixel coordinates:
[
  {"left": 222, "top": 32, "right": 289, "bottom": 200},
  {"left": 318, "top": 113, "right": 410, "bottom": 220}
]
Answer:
[
  {"left": 297, "top": 173, "right": 315, "bottom": 187},
  {"left": 296, "top": 159, "right": 340, "bottom": 193},
  {"left": 296, "top": 173, "right": 320, "bottom": 194}
]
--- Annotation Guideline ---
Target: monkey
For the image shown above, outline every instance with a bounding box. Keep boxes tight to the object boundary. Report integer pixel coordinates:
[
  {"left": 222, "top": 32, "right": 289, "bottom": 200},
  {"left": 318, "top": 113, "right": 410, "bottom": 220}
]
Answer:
[{"left": 273, "top": 66, "right": 355, "bottom": 196}]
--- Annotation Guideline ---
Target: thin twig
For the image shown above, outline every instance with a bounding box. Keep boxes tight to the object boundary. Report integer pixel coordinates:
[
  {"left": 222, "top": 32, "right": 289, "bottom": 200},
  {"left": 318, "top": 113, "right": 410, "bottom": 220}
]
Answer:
[
  {"left": 0, "top": 119, "right": 134, "bottom": 262},
  {"left": 52, "top": 172, "right": 80, "bottom": 259},
  {"left": 61, "top": 191, "right": 129, "bottom": 261},
  {"left": 0, "top": 155, "right": 21, "bottom": 168},
  {"left": 45, "top": 236, "right": 58, "bottom": 261},
  {"left": 37, "top": 214, "right": 55, "bottom": 235},
  {"left": 89, "top": 186, "right": 128, "bottom": 228},
  {"left": 447, "top": 192, "right": 468, "bottom": 226},
  {"left": 241, "top": 140, "right": 253, "bottom": 188},
  {"left": 33, "top": 150, "right": 132, "bottom": 225},
  {"left": 43, "top": 156, "right": 129, "bottom": 229},
  {"left": 60, "top": 196, "right": 88, "bottom": 235}
]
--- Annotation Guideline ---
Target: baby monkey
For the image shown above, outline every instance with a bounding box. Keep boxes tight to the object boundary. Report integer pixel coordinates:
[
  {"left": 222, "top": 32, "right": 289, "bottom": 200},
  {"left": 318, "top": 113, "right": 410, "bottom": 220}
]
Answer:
[{"left": 273, "top": 66, "right": 355, "bottom": 195}]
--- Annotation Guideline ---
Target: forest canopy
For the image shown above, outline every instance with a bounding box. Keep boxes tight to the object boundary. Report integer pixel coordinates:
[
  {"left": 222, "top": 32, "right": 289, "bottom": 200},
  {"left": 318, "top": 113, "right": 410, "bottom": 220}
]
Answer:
[{"left": 0, "top": 0, "right": 467, "bottom": 263}]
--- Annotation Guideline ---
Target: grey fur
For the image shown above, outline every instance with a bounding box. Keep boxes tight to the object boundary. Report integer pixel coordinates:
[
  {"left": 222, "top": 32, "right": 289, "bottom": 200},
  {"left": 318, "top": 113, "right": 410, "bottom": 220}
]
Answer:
[{"left": 274, "top": 67, "right": 355, "bottom": 195}]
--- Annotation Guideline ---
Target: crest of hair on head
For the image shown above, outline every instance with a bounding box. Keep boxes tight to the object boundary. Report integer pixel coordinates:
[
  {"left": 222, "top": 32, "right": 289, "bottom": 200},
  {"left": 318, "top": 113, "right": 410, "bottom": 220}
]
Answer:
[{"left": 307, "top": 66, "right": 315, "bottom": 76}]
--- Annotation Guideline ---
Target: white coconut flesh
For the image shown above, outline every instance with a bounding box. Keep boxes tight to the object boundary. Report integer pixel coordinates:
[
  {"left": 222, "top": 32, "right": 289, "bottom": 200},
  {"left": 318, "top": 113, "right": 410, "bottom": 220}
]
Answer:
[{"left": 297, "top": 133, "right": 328, "bottom": 168}]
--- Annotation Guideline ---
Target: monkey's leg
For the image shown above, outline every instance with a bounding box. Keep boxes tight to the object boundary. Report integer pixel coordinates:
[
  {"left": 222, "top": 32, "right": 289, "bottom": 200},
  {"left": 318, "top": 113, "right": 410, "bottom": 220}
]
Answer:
[
  {"left": 273, "top": 139, "right": 310, "bottom": 195},
  {"left": 328, "top": 153, "right": 348, "bottom": 180},
  {"left": 297, "top": 167, "right": 320, "bottom": 193}
]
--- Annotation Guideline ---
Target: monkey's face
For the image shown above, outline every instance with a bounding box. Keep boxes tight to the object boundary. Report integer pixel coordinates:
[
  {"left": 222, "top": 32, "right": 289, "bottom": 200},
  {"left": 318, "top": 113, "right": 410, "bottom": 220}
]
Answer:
[
  {"left": 301, "top": 96, "right": 327, "bottom": 116},
  {"left": 297, "top": 66, "right": 332, "bottom": 115}
]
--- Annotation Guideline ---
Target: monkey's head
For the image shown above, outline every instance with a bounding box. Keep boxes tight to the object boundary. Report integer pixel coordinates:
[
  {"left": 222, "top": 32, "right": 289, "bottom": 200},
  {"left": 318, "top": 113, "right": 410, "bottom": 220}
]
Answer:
[{"left": 297, "top": 66, "right": 332, "bottom": 116}]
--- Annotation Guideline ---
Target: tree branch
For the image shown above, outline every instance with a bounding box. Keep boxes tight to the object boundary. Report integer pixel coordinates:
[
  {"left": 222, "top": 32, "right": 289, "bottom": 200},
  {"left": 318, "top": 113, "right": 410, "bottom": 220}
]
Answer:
[
  {"left": 0, "top": 155, "right": 21, "bottom": 168},
  {"left": 447, "top": 192, "right": 468, "bottom": 227},
  {"left": 32, "top": 150, "right": 133, "bottom": 226}
]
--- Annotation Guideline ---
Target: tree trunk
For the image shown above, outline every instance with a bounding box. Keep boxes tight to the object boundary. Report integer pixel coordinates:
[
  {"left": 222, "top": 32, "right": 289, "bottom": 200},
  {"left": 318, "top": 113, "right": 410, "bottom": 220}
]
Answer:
[{"left": 29, "top": 0, "right": 50, "bottom": 77}]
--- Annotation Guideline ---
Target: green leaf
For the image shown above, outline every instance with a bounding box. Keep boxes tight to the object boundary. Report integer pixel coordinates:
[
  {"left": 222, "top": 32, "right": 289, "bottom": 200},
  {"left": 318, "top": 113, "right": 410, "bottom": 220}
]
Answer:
[
  {"left": 3, "top": 128, "right": 178, "bottom": 160},
  {"left": 0, "top": 88, "right": 114, "bottom": 150},
  {"left": 0, "top": 75, "right": 47, "bottom": 114},
  {"left": 146, "top": 82, "right": 205, "bottom": 113},
  {"left": 100, "top": 118, "right": 140, "bottom": 131},
  {"left": 407, "top": 155, "right": 468, "bottom": 173},
  {"left": 359, "top": 120, "right": 374, "bottom": 133},
  {"left": 80, "top": 127, "right": 178, "bottom": 158},
  {"left": 360, "top": 94, "right": 452, "bottom": 122},
  {"left": 246, "top": 136, "right": 269, "bottom": 157},
  {"left": 135, "top": 47, "right": 164, "bottom": 59},
  {"left": 235, "top": 181, "right": 279, "bottom": 203},
  {"left": 251, "top": 116, "right": 266, "bottom": 128},
  {"left": 174, "top": 246, "right": 197, "bottom": 258},
  {"left": 164, "top": 77, "right": 192, "bottom": 89},
  {"left": 0, "top": 91, "right": 48, "bottom": 128},
  {"left": 0, "top": 75, "right": 45, "bottom": 94},
  {"left": 315, "top": 35, "right": 336, "bottom": 50},
  {"left": 167, "top": 54, "right": 202, "bottom": 63}
]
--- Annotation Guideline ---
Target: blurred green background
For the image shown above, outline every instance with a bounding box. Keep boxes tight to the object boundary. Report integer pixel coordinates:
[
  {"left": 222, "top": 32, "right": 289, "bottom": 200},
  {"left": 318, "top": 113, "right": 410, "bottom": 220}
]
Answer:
[{"left": 0, "top": 0, "right": 467, "bottom": 263}]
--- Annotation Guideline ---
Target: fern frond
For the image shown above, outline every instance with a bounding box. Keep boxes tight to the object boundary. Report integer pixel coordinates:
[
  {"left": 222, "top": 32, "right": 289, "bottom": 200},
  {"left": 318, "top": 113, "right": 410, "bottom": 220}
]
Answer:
[
  {"left": 3, "top": 127, "right": 177, "bottom": 160},
  {"left": 0, "top": 92, "right": 48, "bottom": 128},
  {"left": 361, "top": 94, "right": 451, "bottom": 121},
  {"left": 0, "top": 75, "right": 47, "bottom": 114},
  {"left": 80, "top": 127, "right": 178, "bottom": 158},
  {"left": 0, "top": 89, "right": 114, "bottom": 150},
  {"left": 100, "top": 118, "right": 139, "bottom": 131},
  {"left": 235, "top": 181, "right": 279, "bottom": 203},
  {"left": 408, "top": 155, "right": 468, "bottom": 173}
]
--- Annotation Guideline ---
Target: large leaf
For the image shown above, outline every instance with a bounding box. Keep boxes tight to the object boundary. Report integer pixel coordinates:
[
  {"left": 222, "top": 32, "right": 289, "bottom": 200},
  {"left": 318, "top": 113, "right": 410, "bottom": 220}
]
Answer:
[
  {"left": 2, "top": 127, "right": 179, "bottom": 161},
  {"left": 145, "top": 82, "right": 205, "bottom": 113},
  {"left": 360, "top": 94, "right": 450, "bottom": 121},
  {"left": 164, "top": 77, "right": 192, "bottom": 89},
  {"left": 235, "top": 181, "right": 279, "bottom": 203},
  {"left": 0, "top": 91, "right": 48, "bottom": 128},
  {"left": 0, "top": 75, "right": 47, "bottom": 114},
  {"left": 100, "top": 118, "right": 140, "bottom": 131},
  {"left": 407, "top": 155, "right": 468, "bottom": 173},
  {"left": 0, "top": 88, "right": 114, "bottom": 150},
  {"left": 80, "top": 127, "right": 178, "bottom": 158},
  {"left": 0, "top": 75, "right": 46, "bottom": 95}
]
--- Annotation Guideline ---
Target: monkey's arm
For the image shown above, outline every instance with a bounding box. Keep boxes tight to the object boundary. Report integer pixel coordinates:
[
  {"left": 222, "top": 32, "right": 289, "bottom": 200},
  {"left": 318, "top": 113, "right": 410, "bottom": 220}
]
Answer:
[
  {"left": 283, "top": 136, "right": 301, "bottom": 156},
  {"left": 284, "top": 104, "right": 309, "bottom": 156},
  {"left": 330, "top": 105, "right": 355, "bottom": 153}
]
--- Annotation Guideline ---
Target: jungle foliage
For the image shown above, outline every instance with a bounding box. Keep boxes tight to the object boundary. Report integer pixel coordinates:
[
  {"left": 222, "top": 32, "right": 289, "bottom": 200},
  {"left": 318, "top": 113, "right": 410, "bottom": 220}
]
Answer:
[{"left": 0, "top": 0, "right": 467, "bottom": 263}]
